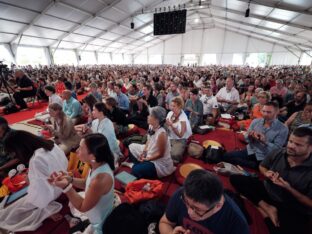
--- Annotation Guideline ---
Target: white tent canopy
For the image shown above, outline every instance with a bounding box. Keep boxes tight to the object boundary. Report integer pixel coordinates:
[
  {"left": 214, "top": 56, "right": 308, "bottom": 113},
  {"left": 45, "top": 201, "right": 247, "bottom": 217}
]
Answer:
[{"left": 0, "top": 0, "right": 312, "bottom": 66}]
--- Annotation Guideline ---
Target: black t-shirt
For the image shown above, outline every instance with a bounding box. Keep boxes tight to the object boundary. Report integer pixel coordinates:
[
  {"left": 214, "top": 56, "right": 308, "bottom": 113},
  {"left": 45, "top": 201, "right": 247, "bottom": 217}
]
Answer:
[
  {"left": 261, "top": 149, "right": 312, "bottom": 215},
  {"left": 17, "top": 75, "right": 34, "bottom": 89},
  {"left": 165, "top": 188, "right": 249, "bottom": 234},
  {"left": 286, "top": 101, "right": 306, "bottom": 118},
  {"left": 147, "top": 94, "right": 158, "bottom": 107},
  {"left": 109, "top": 107, "right": 128, "bottom": 126}
]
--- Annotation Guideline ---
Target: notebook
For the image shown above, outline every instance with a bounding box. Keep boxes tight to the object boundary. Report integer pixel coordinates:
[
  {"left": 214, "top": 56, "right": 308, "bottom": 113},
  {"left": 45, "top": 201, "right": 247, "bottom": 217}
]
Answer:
[{"left": 115, "top": 171, "right": 137, "bottom": 186}]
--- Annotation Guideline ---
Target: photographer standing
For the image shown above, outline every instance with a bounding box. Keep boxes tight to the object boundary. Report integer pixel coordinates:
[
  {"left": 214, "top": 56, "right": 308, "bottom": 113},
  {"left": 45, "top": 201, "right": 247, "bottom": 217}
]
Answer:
[{"left": 13, "top": 69, "right": 37, "bottom": 110}]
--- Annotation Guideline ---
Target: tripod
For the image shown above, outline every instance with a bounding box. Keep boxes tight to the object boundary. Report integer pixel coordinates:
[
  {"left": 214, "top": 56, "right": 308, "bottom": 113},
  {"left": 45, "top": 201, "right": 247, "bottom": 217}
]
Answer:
[{"left": 0, "top": 68, "right": 15, "bottom": 104}]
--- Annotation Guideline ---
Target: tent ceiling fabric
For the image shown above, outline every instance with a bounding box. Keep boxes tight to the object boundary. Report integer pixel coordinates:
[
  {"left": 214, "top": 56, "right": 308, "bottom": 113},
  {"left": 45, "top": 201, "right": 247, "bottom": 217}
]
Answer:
[{"left": 0, "top": 0, "right": 311, "bottom": 54}]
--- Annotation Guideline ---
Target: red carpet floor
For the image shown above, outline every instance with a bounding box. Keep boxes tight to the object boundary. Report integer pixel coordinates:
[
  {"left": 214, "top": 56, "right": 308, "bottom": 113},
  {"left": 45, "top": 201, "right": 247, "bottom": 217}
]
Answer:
[{"left": 1, "top": 93, "right": 88, "bottom": 125}]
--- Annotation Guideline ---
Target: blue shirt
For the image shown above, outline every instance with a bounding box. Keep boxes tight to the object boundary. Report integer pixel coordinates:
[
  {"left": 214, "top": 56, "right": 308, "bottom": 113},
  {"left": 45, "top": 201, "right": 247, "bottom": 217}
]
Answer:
[
  {"left": 63, "top": 97, "right": 82, "bottom": 119},
  {"left": 245, "top": 118, "right": 289, "bottom": 161},
  {"left": 165, "top": 188, "right": 249, "bottom": 234},
  {"left": 91, "top": 118, "right": 120, "bottom": 156},
  {"left": 116, "top": 93, "right": 130, "bottom": 111}
]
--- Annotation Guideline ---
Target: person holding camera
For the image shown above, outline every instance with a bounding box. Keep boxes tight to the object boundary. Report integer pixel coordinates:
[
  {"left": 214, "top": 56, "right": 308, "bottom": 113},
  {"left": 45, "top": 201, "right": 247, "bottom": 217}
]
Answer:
[
  {"left": 12, "top": 69, "right": 37, "bottom": 110},
  {"left": 222, "top": 102, "right": 288, "bottom": 169}
]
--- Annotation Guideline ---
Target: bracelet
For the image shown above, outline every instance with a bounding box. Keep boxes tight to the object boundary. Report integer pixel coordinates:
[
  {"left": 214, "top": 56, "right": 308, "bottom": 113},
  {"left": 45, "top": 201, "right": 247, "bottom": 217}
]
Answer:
[{"left": 62, "top": 183, "right": 73, "bottom": 193}]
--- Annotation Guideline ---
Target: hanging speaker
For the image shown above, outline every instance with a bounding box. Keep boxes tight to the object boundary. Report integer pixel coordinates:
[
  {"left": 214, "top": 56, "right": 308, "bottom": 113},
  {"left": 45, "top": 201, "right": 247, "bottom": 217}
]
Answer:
[
  {"left": 78, "top": 55, "right": 81, "bottom": 61},
  {"left": 130, "top": 22, "right": 134, "bottom": 29}
]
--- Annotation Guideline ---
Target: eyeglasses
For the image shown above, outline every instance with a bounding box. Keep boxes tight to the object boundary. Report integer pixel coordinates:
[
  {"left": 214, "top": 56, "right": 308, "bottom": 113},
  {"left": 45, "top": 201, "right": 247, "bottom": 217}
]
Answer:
[{"left": 181, "top": 194, "right": 215, "bottom": 217}]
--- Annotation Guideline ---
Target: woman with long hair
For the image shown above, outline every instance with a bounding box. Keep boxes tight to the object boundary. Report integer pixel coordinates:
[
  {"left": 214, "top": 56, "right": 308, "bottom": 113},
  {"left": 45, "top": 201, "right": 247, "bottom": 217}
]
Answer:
[
  {"left": 75, "top": 94, "right": 98, "bottom": 134},
  {"left": 45, "top": 103, "right": 81, "bottom": 154},
  {"left": 49, "top": 134, "right": 115, "bottom": 234},
  {"left": 0, "top": 130, "right": 68, "bottom": 232}
]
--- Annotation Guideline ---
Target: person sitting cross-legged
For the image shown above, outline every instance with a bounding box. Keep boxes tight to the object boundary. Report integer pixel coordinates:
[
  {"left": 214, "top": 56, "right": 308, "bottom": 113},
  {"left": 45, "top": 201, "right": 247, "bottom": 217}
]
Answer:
[
  {"left": 126, "top": 106, "right": 175, "bottom": 179},
  {"left": 230, "top": 127, "right": 312, "bottom": 234},
  {"left": 222, "top": 102, "right": 288, "bottom": 169},
  {"left": 159, "top": 169, "right": 249, "bottom": 234}
]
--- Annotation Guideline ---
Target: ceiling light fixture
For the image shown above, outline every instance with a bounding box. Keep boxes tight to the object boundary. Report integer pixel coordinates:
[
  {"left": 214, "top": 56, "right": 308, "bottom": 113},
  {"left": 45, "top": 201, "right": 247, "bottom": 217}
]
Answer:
[{"left": 245, "top": 0, "right": 251, "bottom": 17}]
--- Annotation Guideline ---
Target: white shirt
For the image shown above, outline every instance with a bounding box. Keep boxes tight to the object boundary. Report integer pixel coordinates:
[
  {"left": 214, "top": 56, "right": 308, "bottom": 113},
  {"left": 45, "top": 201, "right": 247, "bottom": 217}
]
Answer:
[
  {"left": 49, "top": 94, "right": 63, "bottom": 107},
  {"left": 26, "top": 145, "right": 68, "bottom": 208},
  {"left": 166, "top": 111, "right": 192, "bottom": 140},
  {"left": 200, "top": 95, "right": 219, "bottom": 115},
  {"left": 216, "top": 87, "right": 240, "bottom": 108}
]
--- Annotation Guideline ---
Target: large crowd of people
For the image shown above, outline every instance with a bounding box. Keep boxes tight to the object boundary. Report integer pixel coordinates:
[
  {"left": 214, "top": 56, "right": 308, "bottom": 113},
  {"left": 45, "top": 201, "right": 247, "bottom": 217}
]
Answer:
[{"left": 0, "top": 64, "right": 311, "bottom": 234}]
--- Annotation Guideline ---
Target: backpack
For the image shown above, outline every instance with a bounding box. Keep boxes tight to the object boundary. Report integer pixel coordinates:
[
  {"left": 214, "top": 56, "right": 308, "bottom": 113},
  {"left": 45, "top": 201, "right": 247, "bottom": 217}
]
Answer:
[
  {"left": 0, "top": 97, "right": 10, "bottom": 106},
  {"left": 4, "top": 103, "right": 19, "bottom": 114},
  {"left": 123, "top": 134, "right": 147, "bottom": 147},
  {"left": 202, "top": 145, "right": 225, "bottom": 164}
]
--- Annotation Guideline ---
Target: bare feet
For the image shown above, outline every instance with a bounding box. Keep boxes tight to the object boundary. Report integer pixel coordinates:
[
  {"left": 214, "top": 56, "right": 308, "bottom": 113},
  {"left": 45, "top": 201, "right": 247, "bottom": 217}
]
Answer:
[
  {"left": 50, "top": 213, "right": 63, "bottom": 222},
  {"left": 266, "top": 205, "right": 279, "bottom": 227},
  {"left": 259, "top": 201, "right": 279, "bottom": 227}
]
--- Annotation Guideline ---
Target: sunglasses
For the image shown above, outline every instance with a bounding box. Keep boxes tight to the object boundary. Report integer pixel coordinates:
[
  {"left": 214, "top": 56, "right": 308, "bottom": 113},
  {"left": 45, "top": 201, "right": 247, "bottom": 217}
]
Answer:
[{"left": 181, "top": 193, "right": 216, "bottom": 217}]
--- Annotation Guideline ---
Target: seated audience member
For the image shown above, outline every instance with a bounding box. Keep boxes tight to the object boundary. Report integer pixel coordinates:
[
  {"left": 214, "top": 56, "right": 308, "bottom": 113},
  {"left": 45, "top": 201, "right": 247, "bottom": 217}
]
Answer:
[
  {"left": 159, "top": 169, "right": 249, "bottom": 234},
  {"left": 74, "top": 74, "right": 85, "bottom": 95},
  {"left": 216, "top": 77, "right": 240, "bottom": 114},
  {"left": 250, "top": 87, "right": 264, "bottom": 107},
  {"left": 166, "top": 97, "right": 192, "bottom": 163},
  {"left": 270, "top": 79, "right": 288, "bottom": 103},
  {"left": 185, "top": 88, "right": 203, "bottom": 129},
  {"left": 84, "top": 103, "right": 121, "bottom": 164},
  {"left": 64, "top": 80, "right": 78, "bottom": 99},
  {"left": 49, "top": 134, "right": 115, "bottom": 234},
  {"left": 238, "top": 91, "right": 270, "bottom": 130},
  {"left": 36, "top": 85, "right": 63, "bottom": 116},
  {"left": 285, "top": 102, "right": 312, "bottom": 133},
  {"left": 104, "top": 97, "right": 128, "bottom": 135},
  {"left": 127, "top": 106, "right": 175, "bottom": 179},
  {"left": 55, "top": 76, "right": 66, "bottom": 95},
  {"left": 75, "top": 94, "right": 98, "bottom": 134},
  {"left": 114, "top": 83, "right": 130, "bottom": 113},
  {"left": 12, "top": 69, "right": 37, "bottom": 110},
  {"left": 89, "top": 82, "right": 102, "bottom": 102},
  {"left": 222, "top": 102, "right": 288, "bottom": 169},
  {"left": 165, "top": 82, "right": 180, "bottom": 110},
  {"left": 280, "top": 90, "right": 307, "bottom": 119},
  {"left": 141, "top": 84, "right": 158, "bottom": 108},
  {"left": 230, "top": 127, "right": 312, "bottom": 234},
  {"left": 45, "top": 85, "right": 63, "bottom": 107},
  {"left": 128, "top": 84, "right": 158, "bottom": 129},
  {"left": 45, "top": 103, "right": 81, "bottom": 154},
  {"left": 240, "top": 85, "right": 255, "bottom": 108},
  {"left": 0, "top": 117, "right": 19, "bottom": 179},
  {"left": 62, "top": 90, "right": 83, "bottom": 125},
  {"left": 153, "top": 83, "right": 165, "bottom": 107},
  {"left": 36, "top": 78, "right": 49, "bottom": 101},
  {"left": 200, "top": 85, "right": 219, "bottom": 125},
  {"left": 0, "top": 131, "right": 68, "bottom": 232}
]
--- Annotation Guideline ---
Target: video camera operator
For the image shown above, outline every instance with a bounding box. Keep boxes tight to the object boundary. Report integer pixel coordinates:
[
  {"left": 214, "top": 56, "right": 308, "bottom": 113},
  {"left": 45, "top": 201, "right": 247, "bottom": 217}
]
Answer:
[{"left": 12, "top": 69, "right": 37, "bottom": 110}]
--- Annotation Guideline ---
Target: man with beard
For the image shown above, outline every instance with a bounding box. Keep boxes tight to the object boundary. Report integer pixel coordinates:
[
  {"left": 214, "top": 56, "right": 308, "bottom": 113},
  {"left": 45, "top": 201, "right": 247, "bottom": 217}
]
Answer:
[
  {"left": 159, "top": 170, "right": 249, "bottom": 234},
  {"left": 230, "top": 127, "right": 312, "bottom": 234}
]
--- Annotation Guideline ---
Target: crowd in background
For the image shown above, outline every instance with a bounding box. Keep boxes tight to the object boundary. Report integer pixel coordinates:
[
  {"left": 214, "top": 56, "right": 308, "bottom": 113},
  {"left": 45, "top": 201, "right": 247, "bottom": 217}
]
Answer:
[{"left": 0, "top": 64, "right": 311, "bottom": 234}]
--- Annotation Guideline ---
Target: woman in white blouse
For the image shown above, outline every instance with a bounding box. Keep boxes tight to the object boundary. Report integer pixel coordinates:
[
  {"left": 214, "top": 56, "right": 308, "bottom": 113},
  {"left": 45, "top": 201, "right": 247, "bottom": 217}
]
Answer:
[
  {"left": 166, "top": 96, "right": 192, "bottom": 163},
  {"left": 0, "top": 130, "right": 68, "bottom": 232}
]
